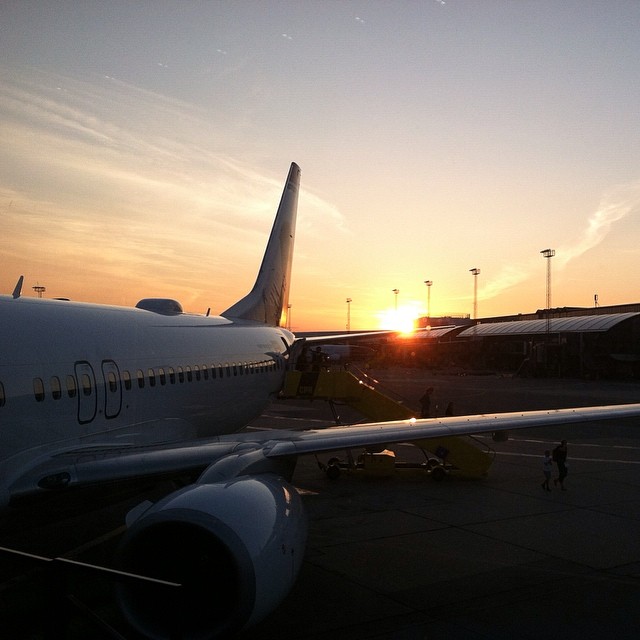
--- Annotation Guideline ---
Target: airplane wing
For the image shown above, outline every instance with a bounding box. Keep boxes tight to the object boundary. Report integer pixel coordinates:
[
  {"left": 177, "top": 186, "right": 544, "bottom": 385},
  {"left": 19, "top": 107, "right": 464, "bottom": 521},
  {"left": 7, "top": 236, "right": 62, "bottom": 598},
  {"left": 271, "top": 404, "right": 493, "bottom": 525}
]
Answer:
[
  {"left": 10, "top": 403, "right": 640, "bottom": 502},
  {"left": 7, "top": 439, "right": 239, "bottom": 500},
  {"left": 259, "top": 403, "right": 640, "bottom": 458},
  {"left": 298, "top": 327, "right": 435, "bottom": 344}
]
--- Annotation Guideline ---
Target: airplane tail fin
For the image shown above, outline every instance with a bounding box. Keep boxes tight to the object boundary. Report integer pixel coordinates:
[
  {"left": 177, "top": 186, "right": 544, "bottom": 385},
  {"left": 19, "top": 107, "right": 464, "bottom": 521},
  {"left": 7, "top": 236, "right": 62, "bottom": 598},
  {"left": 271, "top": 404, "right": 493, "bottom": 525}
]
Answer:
[{"left": 222, "top": 162, "right": 300, "bottom": 326}]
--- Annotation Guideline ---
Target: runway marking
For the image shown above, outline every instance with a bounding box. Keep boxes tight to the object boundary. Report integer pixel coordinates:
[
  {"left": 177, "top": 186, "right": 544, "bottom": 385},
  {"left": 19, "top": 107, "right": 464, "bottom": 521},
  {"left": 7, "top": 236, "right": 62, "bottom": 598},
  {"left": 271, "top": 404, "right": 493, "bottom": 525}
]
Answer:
[
  {"left": 245, "top": 415, "right": 335, "bottom": 431},
  {"left": 476, "top": 434, "right": 640, "bottom": 452},
  {"left": 495, "top": 451, "right": 640, "bottom": 464},
  {"left": 249, "top": 414, "right": 331, "bottom": 424}
]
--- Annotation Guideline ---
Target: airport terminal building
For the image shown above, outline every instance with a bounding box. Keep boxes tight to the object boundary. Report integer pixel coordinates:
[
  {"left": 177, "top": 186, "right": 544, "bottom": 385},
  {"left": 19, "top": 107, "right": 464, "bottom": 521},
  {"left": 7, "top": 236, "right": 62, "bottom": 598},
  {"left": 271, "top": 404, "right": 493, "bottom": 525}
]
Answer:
[{"left": 387, "top": 304, "right": 640, "bottom": 378}]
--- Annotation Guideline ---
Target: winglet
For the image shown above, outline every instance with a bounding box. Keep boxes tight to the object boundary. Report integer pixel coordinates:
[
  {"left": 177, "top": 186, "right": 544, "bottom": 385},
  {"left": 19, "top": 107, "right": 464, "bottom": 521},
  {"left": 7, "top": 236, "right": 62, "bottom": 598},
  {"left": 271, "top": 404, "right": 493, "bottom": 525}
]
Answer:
[
  {"left": 223, "top": 163, "right": 300, "bottom": 326},
  {"left": 12, "top": 276, "right": 24, "bottom": 299}
]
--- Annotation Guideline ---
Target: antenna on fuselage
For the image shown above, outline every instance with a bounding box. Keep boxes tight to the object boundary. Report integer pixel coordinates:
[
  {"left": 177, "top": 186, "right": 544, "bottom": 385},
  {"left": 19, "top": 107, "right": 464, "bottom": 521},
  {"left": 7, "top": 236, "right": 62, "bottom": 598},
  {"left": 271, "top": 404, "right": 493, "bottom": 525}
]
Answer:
[{"left": 12, "top": 275, "right": 24, "bottom": 299}]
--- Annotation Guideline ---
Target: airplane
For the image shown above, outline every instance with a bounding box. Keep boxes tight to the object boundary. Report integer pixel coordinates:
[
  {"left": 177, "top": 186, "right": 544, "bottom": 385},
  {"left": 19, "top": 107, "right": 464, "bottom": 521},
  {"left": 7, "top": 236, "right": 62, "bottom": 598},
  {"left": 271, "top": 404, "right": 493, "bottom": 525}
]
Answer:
[{"left": 2, "top": 161, "right": 640, "bottom": 639}]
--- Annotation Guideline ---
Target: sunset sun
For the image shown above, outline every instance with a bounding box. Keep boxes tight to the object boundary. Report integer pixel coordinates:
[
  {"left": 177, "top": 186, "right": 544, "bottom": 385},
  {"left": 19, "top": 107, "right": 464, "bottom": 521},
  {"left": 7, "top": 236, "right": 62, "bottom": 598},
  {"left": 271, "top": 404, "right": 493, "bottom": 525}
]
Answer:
[{"left": 377, "top": 306, "right": 420, "bottom": 334}]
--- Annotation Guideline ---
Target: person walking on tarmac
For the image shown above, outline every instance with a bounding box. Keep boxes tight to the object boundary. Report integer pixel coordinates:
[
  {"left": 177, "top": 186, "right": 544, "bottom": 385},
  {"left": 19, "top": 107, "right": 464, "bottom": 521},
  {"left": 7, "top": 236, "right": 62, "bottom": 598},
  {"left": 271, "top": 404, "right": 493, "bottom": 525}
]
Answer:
[
  {"left": 420, "top": 387, "right": 434, "bottom": 418},
  {"left": 541, "top": 449, "right": 553, "bottom": 492},
  {"left": 553, "top": 440, "right": 568, "bottom": 490}
]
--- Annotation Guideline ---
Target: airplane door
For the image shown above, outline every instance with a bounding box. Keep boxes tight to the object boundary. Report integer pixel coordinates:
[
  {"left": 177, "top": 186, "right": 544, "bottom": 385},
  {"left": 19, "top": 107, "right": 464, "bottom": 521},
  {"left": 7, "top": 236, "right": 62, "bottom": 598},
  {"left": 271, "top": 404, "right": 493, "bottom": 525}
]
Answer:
[
  {"left": 74, "top": 361, "right": 97, "bottom": 424},
  {"left": 102, "top": 360, "right": 122, "bottom": 419}
]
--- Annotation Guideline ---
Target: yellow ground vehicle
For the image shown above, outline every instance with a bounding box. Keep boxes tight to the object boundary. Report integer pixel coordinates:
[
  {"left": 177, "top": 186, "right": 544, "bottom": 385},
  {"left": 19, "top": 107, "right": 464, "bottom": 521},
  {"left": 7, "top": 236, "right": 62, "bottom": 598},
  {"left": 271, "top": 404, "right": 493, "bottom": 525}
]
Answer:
[{"left": 283, "top": 368, "right": 495, "bottom": 481}]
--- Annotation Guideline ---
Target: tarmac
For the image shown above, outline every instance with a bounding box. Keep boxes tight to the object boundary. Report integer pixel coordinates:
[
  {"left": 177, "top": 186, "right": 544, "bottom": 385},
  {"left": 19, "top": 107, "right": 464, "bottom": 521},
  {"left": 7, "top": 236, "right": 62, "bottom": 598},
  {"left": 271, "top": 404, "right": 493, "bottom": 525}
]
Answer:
[
  {"left": 246, "top": 370, "right": 640, "bottom": 640},
  {"left": 2, "top": 369, "right": 640, "bottom": 639}
]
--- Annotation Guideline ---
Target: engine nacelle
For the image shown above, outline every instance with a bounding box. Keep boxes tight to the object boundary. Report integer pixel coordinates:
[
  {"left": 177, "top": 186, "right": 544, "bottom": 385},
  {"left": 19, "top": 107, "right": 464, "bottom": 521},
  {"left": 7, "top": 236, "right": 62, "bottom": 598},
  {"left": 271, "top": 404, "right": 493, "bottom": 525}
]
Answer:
[{"left": 116, "top": 474, "right": 307, "bottom": 639}]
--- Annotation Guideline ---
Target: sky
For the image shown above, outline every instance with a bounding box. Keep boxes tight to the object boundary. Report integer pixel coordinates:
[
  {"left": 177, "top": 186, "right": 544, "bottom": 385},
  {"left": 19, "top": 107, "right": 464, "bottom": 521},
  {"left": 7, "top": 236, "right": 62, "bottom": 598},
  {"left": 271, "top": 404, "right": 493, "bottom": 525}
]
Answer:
[{"left": 1, "top": 1, "right": 639, "bottom": 331}]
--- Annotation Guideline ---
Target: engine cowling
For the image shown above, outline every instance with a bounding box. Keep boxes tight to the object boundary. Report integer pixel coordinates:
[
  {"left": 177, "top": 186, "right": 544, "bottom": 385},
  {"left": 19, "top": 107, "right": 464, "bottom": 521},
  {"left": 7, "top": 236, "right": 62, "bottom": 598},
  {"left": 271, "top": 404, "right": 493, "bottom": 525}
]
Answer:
[{"left": 116, "top": 474, "right": 307, "bottom": 639}]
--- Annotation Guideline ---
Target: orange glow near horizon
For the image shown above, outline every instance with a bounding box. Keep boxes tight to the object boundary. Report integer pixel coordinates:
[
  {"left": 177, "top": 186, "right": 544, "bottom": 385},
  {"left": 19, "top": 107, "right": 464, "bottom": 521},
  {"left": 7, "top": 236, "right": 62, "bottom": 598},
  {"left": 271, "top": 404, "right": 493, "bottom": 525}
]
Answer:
[{"left": 376, "top": 304, "right": 422, "bottom": 334}]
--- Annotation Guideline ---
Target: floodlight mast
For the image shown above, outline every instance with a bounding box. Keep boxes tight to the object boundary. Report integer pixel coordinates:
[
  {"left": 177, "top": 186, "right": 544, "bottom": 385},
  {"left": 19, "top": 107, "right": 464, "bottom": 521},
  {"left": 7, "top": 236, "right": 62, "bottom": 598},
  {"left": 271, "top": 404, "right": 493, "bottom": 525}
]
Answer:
[
  {"left": 540, "top": 248, "right": 555, "bottom": 309},
  {"left": 424, "top": 280, "right": 433, "bottom": 320},
  {"left": 540, "top": 248, "right": 555, "bottom": 375},
  {"left": 469, "top": 269, "right": 480, "bottom": 320}
]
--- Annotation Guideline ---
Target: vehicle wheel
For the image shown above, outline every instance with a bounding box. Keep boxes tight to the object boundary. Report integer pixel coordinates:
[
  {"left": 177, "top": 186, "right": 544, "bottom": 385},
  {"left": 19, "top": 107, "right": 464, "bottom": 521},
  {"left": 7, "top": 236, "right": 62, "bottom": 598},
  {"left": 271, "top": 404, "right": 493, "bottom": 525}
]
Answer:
[
  {"left": 327, "top": 464, "right": 341, "bottom": 480},
  {"left": 431, "top": 466, "right": 446, "bottom": 482}
]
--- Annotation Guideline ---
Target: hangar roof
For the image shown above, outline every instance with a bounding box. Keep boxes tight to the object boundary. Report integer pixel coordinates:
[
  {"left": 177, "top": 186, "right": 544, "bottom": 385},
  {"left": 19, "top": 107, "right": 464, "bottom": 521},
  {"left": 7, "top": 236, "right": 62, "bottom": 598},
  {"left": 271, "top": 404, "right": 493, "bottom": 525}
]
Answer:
[
  {"left": 457, "top": 312, "right": 640, "bottom": 338},
  {"left": 417, "top": 325, "right": 462, "bottom": 339}
]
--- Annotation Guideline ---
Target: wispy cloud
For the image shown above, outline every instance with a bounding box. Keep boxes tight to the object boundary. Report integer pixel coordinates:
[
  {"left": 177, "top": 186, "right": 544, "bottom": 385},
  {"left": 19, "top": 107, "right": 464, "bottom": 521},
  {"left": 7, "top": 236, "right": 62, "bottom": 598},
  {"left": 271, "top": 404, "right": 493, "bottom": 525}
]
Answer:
[
  {"left": 476, "top": 180, "right": 640, "bottom": 303},
  {"left": 556, "top": 181, "right": 640, "bottom": 267},
  {"left": 0, "top": 67, "right": 343, "bottom": 308}
]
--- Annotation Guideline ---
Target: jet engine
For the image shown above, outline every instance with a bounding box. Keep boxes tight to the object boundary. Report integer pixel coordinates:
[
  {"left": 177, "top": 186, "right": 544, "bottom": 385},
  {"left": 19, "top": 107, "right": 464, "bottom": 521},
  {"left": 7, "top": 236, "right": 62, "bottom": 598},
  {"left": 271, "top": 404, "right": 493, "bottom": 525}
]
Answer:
[{"left": 116, "top": 474, "right": 307, "bottom": 639}]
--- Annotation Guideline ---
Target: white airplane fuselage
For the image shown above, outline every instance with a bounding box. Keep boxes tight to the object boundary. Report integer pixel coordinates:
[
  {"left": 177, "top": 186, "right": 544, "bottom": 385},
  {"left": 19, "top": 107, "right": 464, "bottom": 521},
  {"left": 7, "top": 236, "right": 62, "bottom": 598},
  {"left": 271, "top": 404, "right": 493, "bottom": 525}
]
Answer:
[{"left": 0, "top": 294, "right": 294, "bottom": 503}]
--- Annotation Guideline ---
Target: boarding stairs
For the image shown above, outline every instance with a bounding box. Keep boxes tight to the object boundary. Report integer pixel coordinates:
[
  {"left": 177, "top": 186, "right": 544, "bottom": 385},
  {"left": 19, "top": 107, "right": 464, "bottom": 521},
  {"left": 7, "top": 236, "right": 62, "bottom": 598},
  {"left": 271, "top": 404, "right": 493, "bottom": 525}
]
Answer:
[{"left": 281, "top": 367, "right": 494, "bottom": 478}]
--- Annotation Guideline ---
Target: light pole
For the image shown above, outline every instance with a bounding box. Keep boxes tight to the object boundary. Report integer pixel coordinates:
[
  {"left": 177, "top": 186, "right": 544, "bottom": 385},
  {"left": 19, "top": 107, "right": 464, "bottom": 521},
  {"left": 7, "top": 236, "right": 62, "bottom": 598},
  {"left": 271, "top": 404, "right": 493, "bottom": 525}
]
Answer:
[
  {"left": 424, "top": 280, "right": 433, "bottom": 321},
  {"left": 540, "top": 248, "right": 555, "bottom": 310},
  {"left": 346, "top": 298, "right": 352, "bottom": 332},
  {"left": 287, "top": 303, "right": 292, "bottom": 331},
  {"left": 392, "top": 289, "right": 399, "bottom": 312},
  {"left": 32, "top": 284, "right": 46, "bottom": 298},
  {"left": 540, "top": 248, "right": 555, "bottom": 374},
  {"left": 469, "top": 269, "right": 480, "bottom": 320}
]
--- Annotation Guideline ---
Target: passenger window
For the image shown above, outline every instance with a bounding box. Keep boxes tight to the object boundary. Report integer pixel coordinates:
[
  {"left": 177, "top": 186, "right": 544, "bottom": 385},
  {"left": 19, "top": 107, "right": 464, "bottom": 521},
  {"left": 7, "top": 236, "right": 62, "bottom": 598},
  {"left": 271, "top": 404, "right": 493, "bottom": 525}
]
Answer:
[
  {"left": 158, "top": 368, "right": 166, "bottom": 385},
  {"left": 33, "top": 378, "right": 45, "bottom": 402},
  {"left": 218, "top": 365, "right": 224, "bottom": 378},
  {"left": 66, "top": 375, "right": 77, "bottom": 398},
  {"left": 107, "top": 371, "right": 118, "bottom": 393},
  {"left": 123, "top": 370, "right": 132, "bottom": 390},
  {"left": 168, "top": 367, "right": 176, "bottom": 384},
  {"left": 211, "top": 365, "right": 216, "bottom": 379},
  {"left": 50, "top": 376, "right": 62, "bottom": 400},
  {"left": 202, "top": 365, "right": 208, "bottom": 381},
  {"left": 0, "top": 381, "right": 5, "bottom": 407},
  {"left": 137, "top": 370, "right": 145, "bottom": 389},
  {"left": 194, "top": 365, "right": 200, "bottom": 381},
  {"left": 186, "top": 366, "right": 192, "bottom": 382},
  {"left": 81, "top": 373, "right": 92, "bottom": 397},
  {"left": 148, "top": 368, "right": 156, "bottom": 387},
  {"left": 177, "top": 366, "right": 184, "bottom": 383}
]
